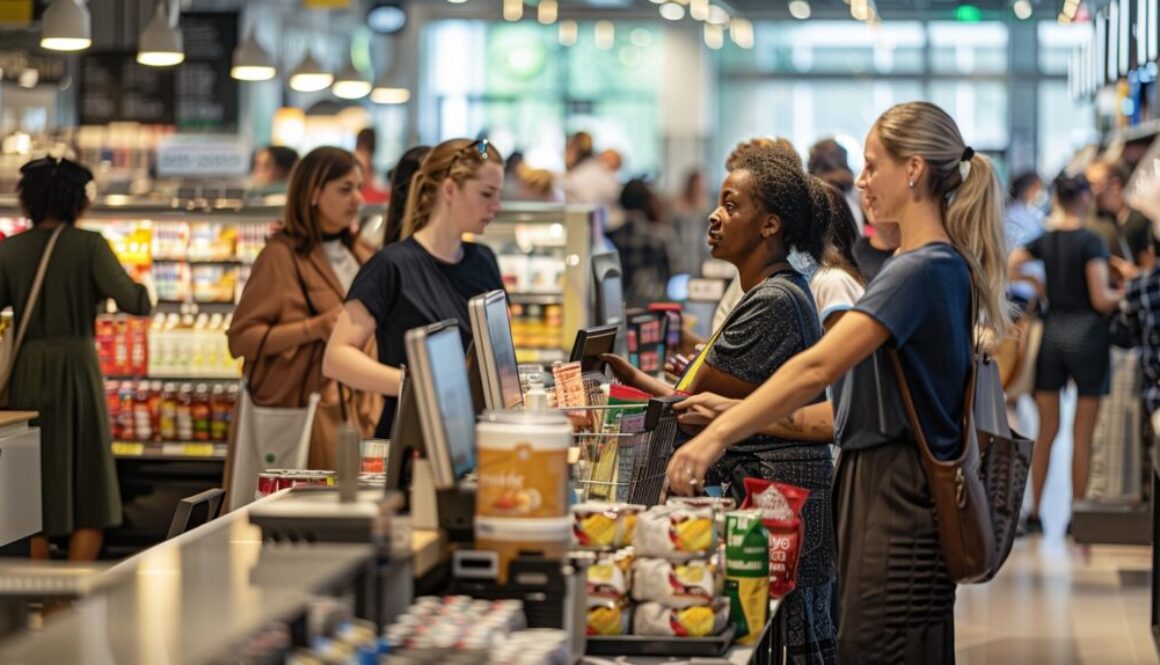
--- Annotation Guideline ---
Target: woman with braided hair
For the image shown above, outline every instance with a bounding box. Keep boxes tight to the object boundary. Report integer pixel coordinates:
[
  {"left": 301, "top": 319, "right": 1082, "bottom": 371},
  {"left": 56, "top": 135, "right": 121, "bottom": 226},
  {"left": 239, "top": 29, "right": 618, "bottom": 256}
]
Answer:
[
  {"left": 4, "top": 156, "right": 151, "bottom": 560},
  {"left": 603, "top": 146, "right": 838, "bottom": 663},
  {"left": 324, "top": 138, "right": 505, "bottom": 438}
]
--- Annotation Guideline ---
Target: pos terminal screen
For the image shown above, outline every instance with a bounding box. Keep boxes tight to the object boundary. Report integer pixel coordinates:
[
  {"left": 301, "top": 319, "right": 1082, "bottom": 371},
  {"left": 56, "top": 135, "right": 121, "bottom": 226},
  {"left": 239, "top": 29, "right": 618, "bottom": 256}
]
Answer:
[
  {"left": 426, "top": 327, "right": 477, "bottom": 480},
  {"left": 484, "top": 295, "right": 524, "bottom": 409}
]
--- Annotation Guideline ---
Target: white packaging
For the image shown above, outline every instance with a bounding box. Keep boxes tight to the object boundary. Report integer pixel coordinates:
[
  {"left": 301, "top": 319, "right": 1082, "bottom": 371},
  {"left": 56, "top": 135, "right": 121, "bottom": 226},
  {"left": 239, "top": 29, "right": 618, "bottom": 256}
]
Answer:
[
  {"left": 631, "top": 557, "right": 721, "bottom": 608},
  {"left": 633, "top": 506, "right": 717, "bottom": 560},
  {"left": 632, "top": 599, "right": 730, "bottom": 638}
]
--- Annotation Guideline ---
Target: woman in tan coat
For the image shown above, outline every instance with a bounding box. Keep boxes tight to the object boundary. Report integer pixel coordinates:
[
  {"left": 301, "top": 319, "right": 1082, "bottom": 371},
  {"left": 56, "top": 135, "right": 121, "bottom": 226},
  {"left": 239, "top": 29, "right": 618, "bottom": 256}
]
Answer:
[{"left": 226, "top": 147, "right": 379, "bottom": 486}]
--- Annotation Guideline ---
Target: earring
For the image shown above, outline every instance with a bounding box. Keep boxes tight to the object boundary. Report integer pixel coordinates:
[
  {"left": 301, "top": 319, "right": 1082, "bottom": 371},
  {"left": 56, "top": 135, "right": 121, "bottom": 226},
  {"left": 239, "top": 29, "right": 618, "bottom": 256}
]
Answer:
[{"left": 908, "top": 180, "right": 915, "bottom": 190}]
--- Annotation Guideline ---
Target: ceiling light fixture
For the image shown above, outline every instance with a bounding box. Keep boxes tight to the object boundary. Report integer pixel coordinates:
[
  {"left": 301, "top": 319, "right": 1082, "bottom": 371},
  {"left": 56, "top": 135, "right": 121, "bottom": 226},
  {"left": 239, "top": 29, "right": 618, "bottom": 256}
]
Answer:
[
  {"left": 704, "top": 23, "right": 724, "bottom": 49},
  {"left": 788, "top": 0, "right": 811, "bottom": 19},
  {"left": 503, "top": 0, "right": 523, "bottom": 21},
  {"left": 851, "top": 0, "right": 870, "bottom": 21},
  {"left": 730, "top": 17, "right": 755, "bottom": 48},
  {"left": 538, "top": 0, "right": 558, "bottom": 24},
  {"left": 331, "top": 59, "right": 371, "bottom": 99},
  {"left": 559, "top": 20, "right": 578, "bottom": 46},
  {"left": 1012, "top": 0, "right": 1033, "bottom": 20},
  {"left": 690, "top": 0, "right": 710, "bottom": 20},
  {"left": 367, "top": 3, "right": 408, "bottom": 32},
  {"left": 595, "top": 20, "right": 615, "bottom": 50},
  {"left": 370, "top": 87, "right": 411, "bottom": 104},
  {"left": 660, "top": 2, "right": 686, "bottom": 20},
  {"left": 40, "top": 0, "right": 91, "bottom": 52},
  {"left": 137, "top": 0, "right": 185, "bottom": 67},
  {"left": 289, "top": 52, "right": 334, "bottom": 92},
  {"left": 231, "top": 27, "right": 276, "bottom": 81},
  {"left": 706, "top": 4, "right": 730, "bottom": 24}
]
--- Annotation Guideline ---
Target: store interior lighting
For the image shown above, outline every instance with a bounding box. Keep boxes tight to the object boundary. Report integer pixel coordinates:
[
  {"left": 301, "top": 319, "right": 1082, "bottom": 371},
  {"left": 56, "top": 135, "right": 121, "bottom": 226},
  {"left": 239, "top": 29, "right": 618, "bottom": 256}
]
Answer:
[
  {"left": 706, "top": 4, "right": 730, "bottom": 25},
  {"left": 1012, "top": 0, "right": 1033, "bottom": 20},
  {"left": 289, "top": 52, "right": 334, "bottom": 92},
  {"left": 538, "top": 0, "right": 558, "bottom": 25},
  {"left": 788, "top": 0, "right": 811, "bottom": 20},
  {"left": 595, "top": 20, "right": 615, "bottom": 50},
  {"left": 40, "top": 0, "right": 91, "bottom": 52},
  {"left": 231, "top": 27, "right": 276, "bottom": 81},
  {"left": 137, "top": 0, "right": 185, "bottom": 67},
  {"left": 690, "top": 0, "right": 709, "bottom": 21},
  {"left": 370, "top": 84, "right": 411, "bottom": 104},
  {"left": 503, "top": 0, "right": 524, "bottom": 22},
  {"left": 366, "top": 3, "right": 408, "bottom": 33},
  {"left": 850, "top": 0, "right": 877, "bottom": 22},
  {"left": 704, "top": 22, "right": 724, "bottom": 49},
  {"left": 659, "top": 2, "right": 686, "bottom": 20},
  {"left": 558, "top": 20, "right": 579, "bottom": 46},
  {"left": 332, "top": 59, "right": 372, "bottom": 99},
  {"left": 730, "top": 17, "right": 754, "bottom": 48}
]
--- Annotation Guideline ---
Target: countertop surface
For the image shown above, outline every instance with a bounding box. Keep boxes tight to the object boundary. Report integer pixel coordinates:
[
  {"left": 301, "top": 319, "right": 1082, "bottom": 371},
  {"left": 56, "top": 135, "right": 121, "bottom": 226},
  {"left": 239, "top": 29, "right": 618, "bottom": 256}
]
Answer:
[
  {"left": 0, "top": 492, "right": 375, "bottom": 665},
  {"left": 0, "top": 411, "right": 37, "bottom": 428}
]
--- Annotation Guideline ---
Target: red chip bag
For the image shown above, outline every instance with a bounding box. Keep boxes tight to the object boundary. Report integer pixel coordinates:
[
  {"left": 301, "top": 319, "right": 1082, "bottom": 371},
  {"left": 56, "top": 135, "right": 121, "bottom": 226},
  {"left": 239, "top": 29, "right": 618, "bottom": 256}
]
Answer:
[{"left": 740, "top": 478, "right": 810, "bottom": 599}]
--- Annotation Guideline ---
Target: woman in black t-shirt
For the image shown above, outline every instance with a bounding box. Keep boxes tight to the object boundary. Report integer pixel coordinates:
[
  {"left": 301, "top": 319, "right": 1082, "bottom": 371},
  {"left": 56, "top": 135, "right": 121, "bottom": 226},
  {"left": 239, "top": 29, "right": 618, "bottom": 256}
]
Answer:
[
  {"left": 323, "top": 138, "right": 506, "bottom": 438},
  {"left": 1007, "top": 172, "right": 1126, "bottom": 533},
  {"left": 673, "top": 102, "right": 1011, "bottom": 664}
]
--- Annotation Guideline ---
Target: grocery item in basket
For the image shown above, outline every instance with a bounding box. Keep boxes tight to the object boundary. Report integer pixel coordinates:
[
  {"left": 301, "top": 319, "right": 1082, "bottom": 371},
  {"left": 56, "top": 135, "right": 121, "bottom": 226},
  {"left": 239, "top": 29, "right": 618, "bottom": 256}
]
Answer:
[
  {"left": 666, "top": 497, "right": 738, "bottom": 513},
  {"left": 724, "top": 510, "right": 771, "bottom": 645},
  {"left": 632, "top": 599, "right": 730, "bottom": 638},
  {"left": 587, "top": 599, "right": 633, "bottom": 636},
  {"left": 633, "top": 505, "right": 717, "bottom": 559},
  {"left": 741, "top": 478, "right": 810, "bottom": 599},
  {"left": 476, "top": 410, "right": 571, "bottom": 519},
  {"left": 572, "top": 502, "right": 641, "bottom": 549},
  {"left": 587, "top": 549, "right": 635, "bottom": 600},
  {"left": 631, "top": 557, "right": 722, "bottom": 608},
  {"left": 552, "top": 361, "right": 586, "bottom": 409}
]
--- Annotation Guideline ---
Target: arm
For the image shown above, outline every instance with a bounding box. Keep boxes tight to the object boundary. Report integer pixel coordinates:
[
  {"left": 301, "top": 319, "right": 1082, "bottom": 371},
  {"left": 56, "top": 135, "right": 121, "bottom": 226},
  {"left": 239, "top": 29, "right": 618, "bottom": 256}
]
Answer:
[
  {"left": 1086, "top": 259, "right": 1126, "bottom": 314},
  {"left": 92, "top": 234, "right": 152, "bottom": 316},
  {"left": 227, "top": 244, "right": 336, "bottom": 361},
  {"left": 601, "top": 353, "right": 673, "bottom": 397},
  {"left": 666, "top": 311, "right": 890, "bottom": 494},
  {"left": 676, "top": 392, "right": 834, "bottom": 442},
  {"left": 322, "top": 300, "right": 402, "bottom": 396}
]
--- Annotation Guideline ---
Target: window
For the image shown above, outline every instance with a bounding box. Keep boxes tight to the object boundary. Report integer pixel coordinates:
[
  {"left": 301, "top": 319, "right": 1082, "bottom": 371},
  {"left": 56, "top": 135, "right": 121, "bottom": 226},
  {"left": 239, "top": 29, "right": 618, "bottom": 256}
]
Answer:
[
  {"left": 928, "top": 22, "right": 1008, "bottom": 74},
  {"left": 1039, "top": 22, "right": 1093, "bottom": 75},
  {"left": 721, "top": 21, "right": 926, "bottom": 75},
  {"left": 1038, "top": 81, "right": 1097, "bottom": 176},
  {"left": 927, "top": 81, "right": 1010, "bottom": 150}
]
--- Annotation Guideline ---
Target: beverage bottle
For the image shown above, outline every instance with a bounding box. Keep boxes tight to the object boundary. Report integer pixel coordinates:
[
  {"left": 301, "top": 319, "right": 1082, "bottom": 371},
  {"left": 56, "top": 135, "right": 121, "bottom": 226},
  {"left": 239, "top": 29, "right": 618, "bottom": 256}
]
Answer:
[
  {"left": 133, "top": 381, "right": 152, "bottom": 441},
  {"left": 210, "top": 384, "right": 228, "bottom": 442},
  {"left": 159, "top": 382, "right": 178, "bottom": 441},
  {"left": 148, "top": 381, "right": 163, "bottom": 441},
  {"left": 118, "top": 381, "right": 136, "bottom": 441},
  {"left": 192, "top": 383, "right": 211, "bottom": 441},
  {"left": 176, "top": 383, "right": 194, "bottom": 441}
]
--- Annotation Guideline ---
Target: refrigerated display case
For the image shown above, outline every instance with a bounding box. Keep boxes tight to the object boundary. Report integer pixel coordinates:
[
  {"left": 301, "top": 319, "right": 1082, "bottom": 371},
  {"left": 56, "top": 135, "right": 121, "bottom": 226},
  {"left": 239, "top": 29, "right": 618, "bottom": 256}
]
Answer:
[{"left": 474, "top": 202, "right": 603, "bottom": 365}]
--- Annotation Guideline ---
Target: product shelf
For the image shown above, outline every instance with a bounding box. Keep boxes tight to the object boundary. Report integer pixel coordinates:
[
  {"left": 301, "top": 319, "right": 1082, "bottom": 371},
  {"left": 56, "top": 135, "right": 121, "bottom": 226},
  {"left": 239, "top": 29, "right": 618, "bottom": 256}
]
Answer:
[{"left": 111, "top": 440, "right": 228, "bottom": 460}]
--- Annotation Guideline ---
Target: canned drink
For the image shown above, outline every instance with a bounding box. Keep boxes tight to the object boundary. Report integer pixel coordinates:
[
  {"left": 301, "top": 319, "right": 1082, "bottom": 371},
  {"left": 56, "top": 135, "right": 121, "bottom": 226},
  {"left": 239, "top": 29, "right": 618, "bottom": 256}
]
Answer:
[
  {"left": 256, "top": 472, "right": 278, "bottom": 499},
  {"left": 274, "top": 472, "right": 296, "bottom": 491}
]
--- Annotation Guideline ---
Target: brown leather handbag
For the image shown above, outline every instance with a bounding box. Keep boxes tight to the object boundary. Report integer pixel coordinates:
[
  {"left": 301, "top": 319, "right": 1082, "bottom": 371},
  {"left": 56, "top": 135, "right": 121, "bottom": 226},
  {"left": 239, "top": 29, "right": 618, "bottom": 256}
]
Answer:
[{"left": 887, "top": 285, "right": 1033, "bottom": 585}]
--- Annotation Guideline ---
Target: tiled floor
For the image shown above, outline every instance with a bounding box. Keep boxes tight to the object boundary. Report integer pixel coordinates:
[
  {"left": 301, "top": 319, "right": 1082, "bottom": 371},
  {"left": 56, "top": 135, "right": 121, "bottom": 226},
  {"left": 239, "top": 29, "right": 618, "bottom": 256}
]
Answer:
[{"left": 953, "top": 393, "right": 1157, "bottom": 664}]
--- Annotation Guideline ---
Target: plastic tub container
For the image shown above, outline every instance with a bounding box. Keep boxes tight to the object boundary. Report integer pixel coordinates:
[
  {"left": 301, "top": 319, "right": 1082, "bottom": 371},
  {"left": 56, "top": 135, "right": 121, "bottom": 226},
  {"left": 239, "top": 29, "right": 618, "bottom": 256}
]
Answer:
[
  {"left": 474, "top": 516, "right": 571, "bottom": 584},
  {"left": 475, "top": 410, "right": 571, "bottom": 519}
]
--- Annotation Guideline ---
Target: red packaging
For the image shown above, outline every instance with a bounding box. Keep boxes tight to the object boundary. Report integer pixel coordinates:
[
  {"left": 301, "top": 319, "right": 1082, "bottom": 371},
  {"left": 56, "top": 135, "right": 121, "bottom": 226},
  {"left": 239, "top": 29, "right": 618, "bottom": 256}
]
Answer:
[
  {"left": 96, "top": 317, "right": 117, "bottom": 375},
  {"left": 256, "top": 472, "right": 278, "bottom": 499},
  {"left": 741, "top": 478, "right": 810, "bottom": 599},
  {"left": 128, "top": 318, "right": 149, "bottom": 376}
]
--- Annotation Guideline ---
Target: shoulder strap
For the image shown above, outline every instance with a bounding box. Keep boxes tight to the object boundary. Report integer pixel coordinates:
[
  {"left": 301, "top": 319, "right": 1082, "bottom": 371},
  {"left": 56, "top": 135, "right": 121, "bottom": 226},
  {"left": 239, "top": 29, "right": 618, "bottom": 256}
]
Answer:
[{"left": 12, "top": 225, "right": 65, "bottom": 356}]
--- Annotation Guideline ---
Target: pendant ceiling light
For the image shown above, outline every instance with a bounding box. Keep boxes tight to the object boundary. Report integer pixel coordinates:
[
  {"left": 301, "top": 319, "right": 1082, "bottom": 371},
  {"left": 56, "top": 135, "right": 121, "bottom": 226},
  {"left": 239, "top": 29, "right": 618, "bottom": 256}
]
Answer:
[
  {"left": 289, "top": 52, "right": 334, "bottom": 92},
  {"left": 332, "top": 59, "right": 372, "bottom": 99},
  {"left": 137, "top": 0, "right": 185, "bottom": 67},
  {"left": 40, "top": 0, "right": 91, "bottom": 52},
  {"left": 231, "top": 26, "right": 276, "bottom": 81}
]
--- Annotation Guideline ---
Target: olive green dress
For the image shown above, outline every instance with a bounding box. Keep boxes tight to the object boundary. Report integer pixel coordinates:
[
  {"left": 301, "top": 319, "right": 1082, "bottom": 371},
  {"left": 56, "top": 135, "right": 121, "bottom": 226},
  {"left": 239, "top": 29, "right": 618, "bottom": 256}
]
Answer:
[{"left": 0, "top": 225, "right": 151, "bottom": 537}]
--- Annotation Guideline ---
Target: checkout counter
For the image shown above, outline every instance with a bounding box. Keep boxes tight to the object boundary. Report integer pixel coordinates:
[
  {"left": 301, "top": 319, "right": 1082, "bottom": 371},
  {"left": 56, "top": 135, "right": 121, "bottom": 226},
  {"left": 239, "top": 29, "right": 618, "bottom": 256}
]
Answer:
[{"left": 0, "top": 412, "right": 40, "bottom": 550}]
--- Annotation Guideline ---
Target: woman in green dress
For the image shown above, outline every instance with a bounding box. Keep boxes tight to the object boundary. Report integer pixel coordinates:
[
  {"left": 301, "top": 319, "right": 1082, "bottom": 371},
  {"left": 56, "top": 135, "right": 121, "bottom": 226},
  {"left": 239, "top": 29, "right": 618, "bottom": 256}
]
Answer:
[{"left": 2, "top": 157, "right": 151, "bottom": 560}]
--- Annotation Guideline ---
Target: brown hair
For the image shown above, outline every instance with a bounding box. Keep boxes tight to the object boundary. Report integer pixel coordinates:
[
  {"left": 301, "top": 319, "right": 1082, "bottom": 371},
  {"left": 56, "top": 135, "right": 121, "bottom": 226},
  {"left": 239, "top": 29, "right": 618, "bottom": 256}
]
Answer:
[
  {"left": 401, "top": 138, "right": 504, "bottom": 239},
  {"left": 874, "top": 101, "right": 1010, "bottom": 337},
  {"left": 282, "top": 147, "right": 360, "bottom": 254},
  {"left": 726, "top": 137, "right": 801, "bottom": 172}
]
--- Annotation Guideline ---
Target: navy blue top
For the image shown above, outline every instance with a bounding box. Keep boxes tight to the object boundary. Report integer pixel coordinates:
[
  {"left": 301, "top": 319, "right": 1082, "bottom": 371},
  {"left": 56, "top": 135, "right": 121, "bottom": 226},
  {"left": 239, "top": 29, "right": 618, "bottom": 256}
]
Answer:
[
  {"left": 832, "top": 243, "right": 972, "bottom": 460},
  {"left": 347, "top": 237, "right": 504, "bottom": 438}
]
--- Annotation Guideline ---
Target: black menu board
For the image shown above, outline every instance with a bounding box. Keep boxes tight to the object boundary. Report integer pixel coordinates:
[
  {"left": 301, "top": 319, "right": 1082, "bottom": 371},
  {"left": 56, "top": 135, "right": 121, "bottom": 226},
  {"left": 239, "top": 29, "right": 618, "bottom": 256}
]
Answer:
[
  {"left": 76, "top": 12, "right": 238, "bottom": 129},
  {"left": 177, "top": 12, "right": 238, "bottom": 130},
  {"left": 79, "top": 53, "right": 176, "bottom": 125}
]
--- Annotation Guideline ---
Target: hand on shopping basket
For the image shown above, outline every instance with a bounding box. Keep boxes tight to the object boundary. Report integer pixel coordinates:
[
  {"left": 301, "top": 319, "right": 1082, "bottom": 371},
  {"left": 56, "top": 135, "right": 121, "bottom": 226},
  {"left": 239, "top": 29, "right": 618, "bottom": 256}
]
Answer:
[{"left": 665, "top": 427, "right": 728, "bottom": 496}]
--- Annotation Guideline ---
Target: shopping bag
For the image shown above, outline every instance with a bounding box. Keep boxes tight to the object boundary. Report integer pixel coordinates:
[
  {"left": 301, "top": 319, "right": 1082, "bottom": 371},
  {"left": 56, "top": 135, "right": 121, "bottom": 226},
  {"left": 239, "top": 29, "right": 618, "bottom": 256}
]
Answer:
[{"left": 227, "top": 381, "right": 320, "bottom": 511}]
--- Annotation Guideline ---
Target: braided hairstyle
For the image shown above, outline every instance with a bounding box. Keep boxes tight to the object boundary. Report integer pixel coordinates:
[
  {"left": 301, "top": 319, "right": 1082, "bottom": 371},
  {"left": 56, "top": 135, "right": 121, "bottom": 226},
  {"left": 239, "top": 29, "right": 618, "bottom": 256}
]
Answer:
[
  {"left": 734, "top": 149, "right": 830, "bottom": 263},
  {"left": 401, "top": 138, "right": 504, "bottom": 240},
  {"left": 17, "top": 157, "right": 93, "bottom": 225},
  {"left": 385, "top": 145, "right": 431, "bottom": 246}
]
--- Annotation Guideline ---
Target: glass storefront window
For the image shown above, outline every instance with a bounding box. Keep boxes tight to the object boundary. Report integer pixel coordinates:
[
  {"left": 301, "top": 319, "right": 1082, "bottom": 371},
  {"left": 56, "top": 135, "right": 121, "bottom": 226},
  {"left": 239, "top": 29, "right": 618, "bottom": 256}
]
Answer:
[
  {"left": 1038, "top": 80, "right": 1098, "bottom": 176},
  {"left": 721, "top": 21, "right": 926, "bottom": 75},
  {"left": 928, "top": 22, "right": 1008, "bottom": 74},
  {"left": 1038, "top": 22, "right": 1093, "bottom": 75},
  {"left": 927, "top": 81, "right": 1010, "bottom": 150}
]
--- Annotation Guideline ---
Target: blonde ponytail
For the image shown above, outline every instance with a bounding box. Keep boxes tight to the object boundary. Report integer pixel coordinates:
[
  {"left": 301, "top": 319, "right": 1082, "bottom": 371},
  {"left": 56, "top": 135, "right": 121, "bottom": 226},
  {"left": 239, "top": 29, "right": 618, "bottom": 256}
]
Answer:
[
  {"left": 874, "top": 102, "right": 1012, "bottom": 339},
  {"left": 400, "top": 138, "right": 505, "bottom": 240},
  {"left": 401, "top": 171, "right": 437, "bottom": 239}
]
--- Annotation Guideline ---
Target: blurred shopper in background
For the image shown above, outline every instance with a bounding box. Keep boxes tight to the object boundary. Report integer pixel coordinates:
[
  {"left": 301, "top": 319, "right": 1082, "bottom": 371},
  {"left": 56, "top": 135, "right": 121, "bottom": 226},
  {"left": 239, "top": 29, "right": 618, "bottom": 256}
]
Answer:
[
  {"left": 249, "top": 145, "right": 300, "bottom": 197},
  {"left": 1005, "top": 172, "right": 1047, "bottom": 249},
  {"left": 1086, "top": 160, "right": 1154, "bottom": 270},
  {"left": 355, "top": 128, "right": 391, "bottom": 205},
  {"left": 852, "top": 190, "right": 900, "bottom": 282},
  {"left": 809, "top": 138, "right": 862, "bottom": 228},
  {"left": 671, "top": 169, "right": 713, "bottom": 276},
  {"left": 384, "top": 145, "right": 432, "bottom": 247},
  {"left": 607, "top": 178, "right": 674, "bottom": 308},
  {"left": 564, "top": 131, "right": 622, "bottom": 227}
]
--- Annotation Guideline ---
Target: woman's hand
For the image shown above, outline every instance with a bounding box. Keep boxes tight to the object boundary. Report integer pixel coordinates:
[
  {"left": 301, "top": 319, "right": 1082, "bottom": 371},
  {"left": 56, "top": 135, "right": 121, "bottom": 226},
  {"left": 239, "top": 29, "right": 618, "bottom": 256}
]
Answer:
[
  {"left": 1109, "top": 255, "right": 1140, "bottom": 283},
  {"left": 601, "top": 353, "right": 644, "bottom": 386},
  {"left": 674, "top": 392, "right": 740, "bottom": 426},
  {"left": 666, "top": 428, "right": 729, "bottom": 496}
]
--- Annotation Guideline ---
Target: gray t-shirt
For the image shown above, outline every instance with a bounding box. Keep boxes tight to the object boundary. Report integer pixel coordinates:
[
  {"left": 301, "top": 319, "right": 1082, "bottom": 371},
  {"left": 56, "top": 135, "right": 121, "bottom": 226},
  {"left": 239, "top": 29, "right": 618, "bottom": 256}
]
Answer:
[{"left": 832, "top": 243, "right": 971, "bottom": 460}]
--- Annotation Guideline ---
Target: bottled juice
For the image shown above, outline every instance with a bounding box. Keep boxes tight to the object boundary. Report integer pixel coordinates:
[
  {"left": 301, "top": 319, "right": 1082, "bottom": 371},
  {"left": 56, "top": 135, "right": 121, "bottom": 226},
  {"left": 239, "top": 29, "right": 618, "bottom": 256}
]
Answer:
[
  {"left": 192, "top": 383, "right": 211, "bottom": 441},
  {"left": 159, "top": 382, "right": 178, "bottom": 441},
  {"left": 133, "top": 381, "right": 153, "bottom": 441},
  {"left": 210, "top": 384, "right": 229, "bottom": 442},
  {"left": 176, "top": 383, "right": 194, "bottom": 441}
]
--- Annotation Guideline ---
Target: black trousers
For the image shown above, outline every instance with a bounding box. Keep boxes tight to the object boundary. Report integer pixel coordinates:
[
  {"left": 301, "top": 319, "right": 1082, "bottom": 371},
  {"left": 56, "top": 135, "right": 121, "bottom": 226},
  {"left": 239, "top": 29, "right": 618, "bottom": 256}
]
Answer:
[{"left": 834, "top": 442, "right": 957, "bottom": 665}]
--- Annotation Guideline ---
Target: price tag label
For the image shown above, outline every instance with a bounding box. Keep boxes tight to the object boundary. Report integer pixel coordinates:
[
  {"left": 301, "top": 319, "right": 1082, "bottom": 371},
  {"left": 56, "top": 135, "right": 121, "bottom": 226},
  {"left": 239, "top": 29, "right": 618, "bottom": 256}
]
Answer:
[
  {"left": 183, "top": 444, "right": 216, "bottom": 458},
  {"left": 112, "top": 442, "right": 145, "bottom": 457}
]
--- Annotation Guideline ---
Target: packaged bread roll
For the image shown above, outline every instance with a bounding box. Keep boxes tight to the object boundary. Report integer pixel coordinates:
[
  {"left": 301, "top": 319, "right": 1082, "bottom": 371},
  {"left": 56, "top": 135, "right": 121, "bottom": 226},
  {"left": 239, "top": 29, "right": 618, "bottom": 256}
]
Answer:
[
  {"left": 633, "top": 506, "right": 717, "bottom": 560},
  {"left": 632, "top": 599, "right": 730, "bottom": 638},
  {"left": 631, "top": 557, "right": 721, "bottom": 608},
  {"left": 587, "top": 598, "right": 632, "bottom": 636},
  {"left": 587, "top": 549, "right": 635, "bottom": 600}
]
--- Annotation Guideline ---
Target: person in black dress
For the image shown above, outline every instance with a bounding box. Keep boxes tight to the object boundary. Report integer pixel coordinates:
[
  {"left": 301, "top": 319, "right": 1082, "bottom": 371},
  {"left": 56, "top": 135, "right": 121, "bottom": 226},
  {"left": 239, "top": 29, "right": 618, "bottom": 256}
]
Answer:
[
  {"left": 1008, "top": 172, "right": 1126, "bottom": 533},
  {"left": 324, "top": 139, "right": 506, "bottom": 438}
]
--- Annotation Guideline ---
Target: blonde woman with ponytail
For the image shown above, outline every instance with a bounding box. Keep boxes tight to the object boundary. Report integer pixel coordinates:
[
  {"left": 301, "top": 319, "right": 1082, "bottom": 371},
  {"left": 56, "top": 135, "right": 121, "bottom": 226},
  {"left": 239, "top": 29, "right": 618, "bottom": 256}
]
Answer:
[
  {"left": 669, "top": 102, "right": 1008, "bottom": 664},
  {"left": 323, "top": 139, "right": 505, "bottom": 438}
]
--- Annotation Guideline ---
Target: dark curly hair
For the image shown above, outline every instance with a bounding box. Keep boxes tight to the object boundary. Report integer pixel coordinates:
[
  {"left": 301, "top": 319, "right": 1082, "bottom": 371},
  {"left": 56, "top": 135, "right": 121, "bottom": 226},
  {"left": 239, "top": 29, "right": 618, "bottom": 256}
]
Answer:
[
  {"left": 385, "top": 145, "right": 431, "bottom": 246},
  {"left": 812, "top": 180, "right": 863, "bottom": 284},
  {"left": 734, "top": 150, "right": 830, "bottom": 263},
  {"left": 1052, "top": 171, "right": 1092, "bottom": 209},
  {"left": 17, "top": 157, "right": 92, "bottom": 225}
]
